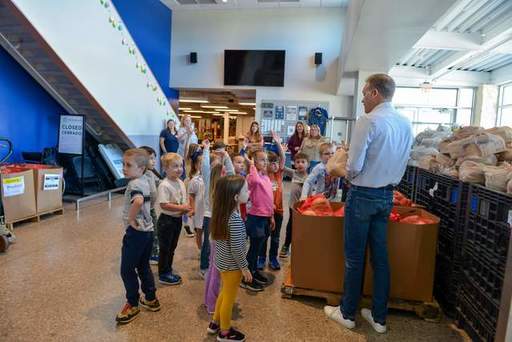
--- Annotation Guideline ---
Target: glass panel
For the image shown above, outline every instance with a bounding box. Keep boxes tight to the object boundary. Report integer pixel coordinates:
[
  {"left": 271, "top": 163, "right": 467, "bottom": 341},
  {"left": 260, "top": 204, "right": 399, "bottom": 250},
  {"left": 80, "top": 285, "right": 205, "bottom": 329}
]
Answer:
[
  {"left": 394, "top": 88, "right": 426, "bottom": 106},
  {"left": 503, "top": 84, "right": 512, "bottom": 106},
  {"left": 428, "top": 89, "right": 458, "bottom": 107},
  {"left": 412, "top": 123, "right": 440, "bottom": 136},
  {"left": 456, "top": 108, "right": 472, "bottom": 127},
  {"left": 397, "top": 107, "right": 416, "bottom": 122},
  {"left": 416, "top": 108, "right": 453, "bottom": 124},
  {"left": 500, "top": 107, "right": 512, "bottom": 127},
  {"left": 459, "top": 88, "right": 474, "bottom": 108}
]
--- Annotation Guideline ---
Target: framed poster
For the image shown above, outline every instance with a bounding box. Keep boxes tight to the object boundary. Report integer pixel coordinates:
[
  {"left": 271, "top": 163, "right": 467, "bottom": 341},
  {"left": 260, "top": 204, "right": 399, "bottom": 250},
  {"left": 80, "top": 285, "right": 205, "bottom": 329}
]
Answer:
[
  {"left": 298, "top": 106, "right": 308, "bottom": 121},
  {"left": 275, "top": 105, "right": 285, "bottom": 120},
  {"left": 58, "top": 114, "right": 85, "bottom": 155},
  {"left": 285, "top": 106, "right": 297, "bottom": 121}
]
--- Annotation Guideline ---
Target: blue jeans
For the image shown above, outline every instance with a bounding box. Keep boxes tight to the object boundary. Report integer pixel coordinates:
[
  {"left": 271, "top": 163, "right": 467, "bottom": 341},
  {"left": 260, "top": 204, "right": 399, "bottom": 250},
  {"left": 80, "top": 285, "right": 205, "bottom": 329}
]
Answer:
[
  {"left": 200, "top": 217, "right": 211, "bottom": 271},
  {"left": 246, "top": 214, "right": 271, "bottom": 274},
  {"left": 120, "top": 226, "right": 156, "bottom": 306},
  {"left": 259, "top": 213, "right": 283, "bottom": 259},
  {"left": 340, "top": 185, "right": 393, "bottom": 324}
]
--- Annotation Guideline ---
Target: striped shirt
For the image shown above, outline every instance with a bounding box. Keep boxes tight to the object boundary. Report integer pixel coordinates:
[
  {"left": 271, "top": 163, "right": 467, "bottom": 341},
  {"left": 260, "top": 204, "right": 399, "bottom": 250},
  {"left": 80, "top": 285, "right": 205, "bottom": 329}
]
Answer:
[{"left": 215, "top": 211, "right": 248, "bottom": 272}]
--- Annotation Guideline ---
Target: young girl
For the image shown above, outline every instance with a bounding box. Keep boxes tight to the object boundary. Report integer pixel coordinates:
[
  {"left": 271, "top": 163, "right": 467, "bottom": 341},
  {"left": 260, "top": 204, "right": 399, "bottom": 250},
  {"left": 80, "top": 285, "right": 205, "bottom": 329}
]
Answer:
[
  {"left": 207, "top": 175, "right": 252, "bottom": 342},
  {"left": 204, "top": 153, "right": 235, "bottom": 311},
  {"left": 242, "top": 149, "right": 274, "bottom": 292}
]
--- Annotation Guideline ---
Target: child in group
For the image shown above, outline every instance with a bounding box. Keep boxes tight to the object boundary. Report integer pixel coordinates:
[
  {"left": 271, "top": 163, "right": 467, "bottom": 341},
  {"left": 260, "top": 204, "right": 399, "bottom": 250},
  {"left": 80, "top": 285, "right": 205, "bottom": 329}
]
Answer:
[
  {"left": 207, "top": 175, "right": 252, "bottom": 342},
  {"left": 242, "top": 149, "right": 274, "bottom": 292},
  {"left": 117, "top": 148, "right": 160, "bottom": 325},
  {"left": 140, "top": 146, "right": 163, "bottom": 265},
  {"left": 157, "top": 153, "right": 192, "bottom": 286},
  {"left": 204, "top": 150, "right": 235, "bottom": 311},
  {"left": 258, "top": 131, "right": 285, "bottom": 271},
  {"left": 232, "top": 154, "right": 247, "bottom": 221},
  {"left": 279, "top": 152, "right": 310, "bottom": 258},
  {"left": 186, "top": 141, "right": 211, "bottom": 278},
  {"left": 300, "top": 142, "right": 339, "bottom": 201}
]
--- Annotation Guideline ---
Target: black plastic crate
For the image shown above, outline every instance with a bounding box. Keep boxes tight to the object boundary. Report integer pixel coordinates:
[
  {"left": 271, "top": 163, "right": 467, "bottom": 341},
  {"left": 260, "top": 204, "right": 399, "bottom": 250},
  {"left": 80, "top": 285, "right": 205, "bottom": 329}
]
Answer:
[
  {"left": 459, "top": 272, "right": 500, "bottom": 323},
  {"left": 396, "top": 165, "right": 416, "bottom": 199},
  {"left": 456, "top": 299, "right": 496, "bottom": 342},
  {"left": 434, "top": 253, "right": 461, "bottom": 317}
]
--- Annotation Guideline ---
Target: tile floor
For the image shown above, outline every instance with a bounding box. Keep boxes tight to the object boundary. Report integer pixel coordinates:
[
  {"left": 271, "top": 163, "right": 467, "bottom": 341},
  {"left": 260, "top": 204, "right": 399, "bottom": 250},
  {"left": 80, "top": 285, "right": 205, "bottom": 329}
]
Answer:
[{"left": 0, "top": 194, "right": 469, "bottom": 341}]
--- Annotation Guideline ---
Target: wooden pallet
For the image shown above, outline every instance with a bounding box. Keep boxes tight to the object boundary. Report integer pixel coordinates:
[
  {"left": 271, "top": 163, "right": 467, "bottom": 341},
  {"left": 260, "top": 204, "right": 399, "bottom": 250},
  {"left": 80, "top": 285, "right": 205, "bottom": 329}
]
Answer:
[
  {"left": 6, "top": 207, "right": 64, "bottom": 230},
  {"left": 281, "top": 266, "right": 442, "bottom": 322}
]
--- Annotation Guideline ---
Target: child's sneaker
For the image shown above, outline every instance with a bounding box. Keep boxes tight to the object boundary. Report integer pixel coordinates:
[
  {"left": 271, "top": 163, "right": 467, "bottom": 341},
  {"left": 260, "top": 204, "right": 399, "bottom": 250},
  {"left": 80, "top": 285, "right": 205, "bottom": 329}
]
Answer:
[
  {"left": 253, "top": 271, "right": 270, "bottom": 286},
  {"left": 115, "top": 303, "right": 140, "bottom": 325},
  {"left": 159, "top": 273, "right": 182, "bottom": 286},
  {"left": 257, "top": 256, "right": 266, "bottom": 270},
  {"left": 279, "top": 245, "right": 290, "bottom": 258},
  {"left": 207, "top": 321, "right": 220, "bottom": 335},
  {"left": 199, "top": 269, "right": 207, "bottom": 279},
  {"left": 149, "top": 255, "right": 159, "bottom": 265},
  {"left": 269, "top": 257, "right": 281, "bottom": 270},
  {"left": 240, "top": 280, "right": 264, "bottom": 292},
  {"left": 183, "top": 225, "right": 195, "bottom": 238},
  {"left": 139, "top": 297, "right": 161, "bottom": 312},
  {"left": 361, "top": 308, "right": 387, "bottom": 333},
  {"left": 217, "top": 327, "right": 246, "bottom": 341}
]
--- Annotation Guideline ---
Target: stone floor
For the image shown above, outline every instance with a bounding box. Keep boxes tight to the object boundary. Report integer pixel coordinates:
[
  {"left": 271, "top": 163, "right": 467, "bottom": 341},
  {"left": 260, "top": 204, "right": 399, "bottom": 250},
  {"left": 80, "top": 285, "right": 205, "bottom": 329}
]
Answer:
[{"left": 0, "top": 193, "right": 469, "bottom": 341}]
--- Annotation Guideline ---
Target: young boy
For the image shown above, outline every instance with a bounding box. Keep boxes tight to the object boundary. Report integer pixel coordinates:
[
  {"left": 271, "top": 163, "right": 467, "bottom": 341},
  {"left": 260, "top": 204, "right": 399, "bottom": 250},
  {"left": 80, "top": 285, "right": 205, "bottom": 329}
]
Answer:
[
  {"left": 300, "top": 142, "right": 339, "bottom": 200},
  {"left": 157, "top": 153, "right": 192, "bottom": 286},
  {"left": 279, "top": 152, "right": 309, "bottom": 258},
  {"left": 258, "top": 131, "right": 285, "bottom": 271},
  {"left": 140, "top": 146, "right": 163, "bottom": 265},
  {"left": 117, "top": 148, "right": 160, "bottom": 325}
]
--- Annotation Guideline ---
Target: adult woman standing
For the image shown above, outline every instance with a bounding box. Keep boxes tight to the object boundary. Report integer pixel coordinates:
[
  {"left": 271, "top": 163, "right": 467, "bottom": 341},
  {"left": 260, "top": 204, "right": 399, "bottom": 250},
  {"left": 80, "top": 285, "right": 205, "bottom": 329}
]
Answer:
[
  {"left": 159, "top": 119, "right": 179, "bottom": 155},
  {"left": 244, "top": 121, "right": 264, "bottom": 154},
  {"left": 177, "top": 114, "right": 198, "bottom": 159},
  {"left": 300, "top": 124, "right": 327, "bottom": 170},
  {"left": 287, "top": 121, "right": 306, "bottom": 162}
]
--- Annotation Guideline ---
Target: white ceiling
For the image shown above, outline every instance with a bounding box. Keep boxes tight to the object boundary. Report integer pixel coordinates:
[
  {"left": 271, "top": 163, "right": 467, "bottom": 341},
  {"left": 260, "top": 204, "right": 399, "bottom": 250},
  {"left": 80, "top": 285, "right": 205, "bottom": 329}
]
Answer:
[{"left": 161, "top": 0, "right": 348, "bottom": 10}]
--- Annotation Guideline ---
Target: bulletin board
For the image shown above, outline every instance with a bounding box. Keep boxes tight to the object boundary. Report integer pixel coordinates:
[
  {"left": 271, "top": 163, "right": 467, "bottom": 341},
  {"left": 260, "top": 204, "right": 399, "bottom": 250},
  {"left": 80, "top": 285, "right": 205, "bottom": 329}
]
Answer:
[{"left": 259, "top": 100, "right": 330, "bottom": 140}]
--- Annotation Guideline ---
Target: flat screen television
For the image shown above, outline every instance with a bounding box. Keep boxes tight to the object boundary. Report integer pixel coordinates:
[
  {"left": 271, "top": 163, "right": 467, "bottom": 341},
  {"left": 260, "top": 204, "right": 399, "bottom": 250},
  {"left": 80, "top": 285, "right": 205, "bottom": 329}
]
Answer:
[{"left": 224, "top": 50, "right": 285, "bottom": 87}]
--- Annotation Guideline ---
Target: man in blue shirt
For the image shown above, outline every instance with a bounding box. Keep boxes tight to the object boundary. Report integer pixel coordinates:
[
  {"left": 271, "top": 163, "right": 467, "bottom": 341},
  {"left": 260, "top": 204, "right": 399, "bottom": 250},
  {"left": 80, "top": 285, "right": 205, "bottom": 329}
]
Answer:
[{"left": 324, "top": 74, "right": 413, "bottom": 334}]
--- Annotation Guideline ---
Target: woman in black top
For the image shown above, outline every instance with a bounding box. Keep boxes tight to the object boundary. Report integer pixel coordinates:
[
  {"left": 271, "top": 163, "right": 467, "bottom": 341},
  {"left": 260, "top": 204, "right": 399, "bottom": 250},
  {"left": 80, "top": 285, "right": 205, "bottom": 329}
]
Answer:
[{"left": 159, "top": 119, "right": 179, "bottom": 155}]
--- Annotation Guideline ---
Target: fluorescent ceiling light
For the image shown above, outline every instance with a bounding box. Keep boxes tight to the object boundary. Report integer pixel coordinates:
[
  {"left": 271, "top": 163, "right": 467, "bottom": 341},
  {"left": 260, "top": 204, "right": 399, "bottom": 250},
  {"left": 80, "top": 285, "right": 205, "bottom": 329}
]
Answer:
[
  {"left": 184, "top": 110, "right": 219, "bottom": 114},
  {"left": 239, "top": 102, "right": 256, "bottom": 106},
  {"left": 213, "top": 114, "right": 224, "bottom": 117},
  {"left": 201, "top": 105, "right": 228, "bottom": 109},
  {"left": 190, "top": 115, "right": 201, "bottom": 119},
  {"left": 232, "top": 111, "right": 247, "bottom": 115},
  {"left": 179, "top": 107, "right": 192, "bottom": 111},
  {"left": 217, "top": 109, "right": 238, "bottom": 112},
  {"left": 179, "top": 98, "right": 208, "bottom": 103},
  {"left": 229, "top": 116, "right": 237, "bottom": 119}
]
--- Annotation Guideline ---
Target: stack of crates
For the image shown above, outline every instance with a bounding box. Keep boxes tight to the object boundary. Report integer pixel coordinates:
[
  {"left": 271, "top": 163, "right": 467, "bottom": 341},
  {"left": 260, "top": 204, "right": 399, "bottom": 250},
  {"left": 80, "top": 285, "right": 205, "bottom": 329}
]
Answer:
[
  {"left": 414, "top": 168, "right": 469, "bottom": 317},
  {"left": 456, "top": 184, "right": 512, "bottom": 342},
  {"left": 396, "top": 165, "right": 416, "bottom": 199}
]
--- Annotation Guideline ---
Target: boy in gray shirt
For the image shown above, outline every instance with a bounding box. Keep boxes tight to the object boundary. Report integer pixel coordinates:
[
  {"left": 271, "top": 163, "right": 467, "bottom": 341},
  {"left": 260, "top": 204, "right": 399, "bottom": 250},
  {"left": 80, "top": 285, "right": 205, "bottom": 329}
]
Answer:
[{"left": 116, "top": 149, "right": 160, "bottom": 325}]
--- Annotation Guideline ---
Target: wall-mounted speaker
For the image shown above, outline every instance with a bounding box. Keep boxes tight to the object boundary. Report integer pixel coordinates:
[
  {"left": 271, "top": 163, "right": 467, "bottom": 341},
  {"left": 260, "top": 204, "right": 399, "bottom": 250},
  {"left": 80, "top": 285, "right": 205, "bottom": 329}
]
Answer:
[
  {"left": 314, "top": 52, "right": 322, "bottom": 66},
  {"left": 190, "top": 52, "right": 197, "bottom": 64}
]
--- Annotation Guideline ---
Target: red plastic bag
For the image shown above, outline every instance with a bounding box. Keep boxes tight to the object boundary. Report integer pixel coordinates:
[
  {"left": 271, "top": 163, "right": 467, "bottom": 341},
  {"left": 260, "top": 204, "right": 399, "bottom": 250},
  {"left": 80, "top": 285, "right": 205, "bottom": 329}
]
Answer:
[
  {"left": 393, "top": 191, "right": 412, "bottom": 207},
  {"left": 298, "top": 194, "right": 333, "bottom": 216},
  {"left": 333, "top": 206, "right": 345, "bottom": 217},
  {"left": 399, "top": 215, "right": 436, "bottom": 225}
]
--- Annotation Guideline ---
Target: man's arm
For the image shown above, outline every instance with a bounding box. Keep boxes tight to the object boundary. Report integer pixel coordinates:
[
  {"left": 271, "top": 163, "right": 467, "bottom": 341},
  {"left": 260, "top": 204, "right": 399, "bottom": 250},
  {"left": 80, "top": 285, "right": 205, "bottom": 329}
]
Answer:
[
  {"left": 300, "top": 166, "right": 322, "bottom": 200},
  {"left": 347, "top": 116, "right": 374, "bottom": 180}
]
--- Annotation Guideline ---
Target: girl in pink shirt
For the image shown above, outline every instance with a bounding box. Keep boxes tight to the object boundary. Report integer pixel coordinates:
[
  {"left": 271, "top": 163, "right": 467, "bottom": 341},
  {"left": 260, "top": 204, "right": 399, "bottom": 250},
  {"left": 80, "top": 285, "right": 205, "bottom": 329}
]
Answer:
[{"left": 240, "top": 150, "right": 275, "bottom": 292}]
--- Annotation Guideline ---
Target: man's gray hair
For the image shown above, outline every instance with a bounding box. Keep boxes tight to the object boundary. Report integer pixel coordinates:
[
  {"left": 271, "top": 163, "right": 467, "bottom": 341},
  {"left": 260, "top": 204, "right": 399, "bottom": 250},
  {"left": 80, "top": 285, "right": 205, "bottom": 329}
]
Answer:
[{"left": 366, "top": 74, "right": 396, "bottom": 100}]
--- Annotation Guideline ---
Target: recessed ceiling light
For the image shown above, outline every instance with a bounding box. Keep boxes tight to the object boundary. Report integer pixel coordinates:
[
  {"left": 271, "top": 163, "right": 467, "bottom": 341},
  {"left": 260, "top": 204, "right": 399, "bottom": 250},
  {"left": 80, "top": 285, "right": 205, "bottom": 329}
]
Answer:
[{"left": 222, "top": 0, "right": 227, "bottom": 3}]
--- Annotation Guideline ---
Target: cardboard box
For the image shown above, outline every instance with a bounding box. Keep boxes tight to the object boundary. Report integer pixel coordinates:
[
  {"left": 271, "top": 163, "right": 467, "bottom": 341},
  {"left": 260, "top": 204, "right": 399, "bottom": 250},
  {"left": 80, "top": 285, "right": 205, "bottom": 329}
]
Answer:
[
  {"left": 33, "top": 166, "right": 63, "bottom": 213},
  {"left": 363, "top": 207, "right": 440, "bottom": 302},
  {"left": 1, "top": 168, "right": 36, "bottom": 223},
  {"left": 291, "top": 202, "right": 345, "bottom": 293}
]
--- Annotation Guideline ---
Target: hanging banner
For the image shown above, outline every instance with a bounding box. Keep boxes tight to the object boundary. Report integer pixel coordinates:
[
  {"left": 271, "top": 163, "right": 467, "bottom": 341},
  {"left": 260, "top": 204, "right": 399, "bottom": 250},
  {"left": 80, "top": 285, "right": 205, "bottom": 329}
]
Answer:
[
  {"left": 58, "top": 115, "right": 84, "bottom": 155},
  {"left": 2, "top": 176, "right": 25, "bottom": 197}
]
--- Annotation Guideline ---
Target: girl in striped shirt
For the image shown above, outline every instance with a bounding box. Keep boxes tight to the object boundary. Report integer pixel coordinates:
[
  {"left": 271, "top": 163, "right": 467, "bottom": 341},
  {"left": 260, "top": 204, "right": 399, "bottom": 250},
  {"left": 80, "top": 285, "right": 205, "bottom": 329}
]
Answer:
[{"left": 207, "top": 175, "right": 252, "bottom": 342}]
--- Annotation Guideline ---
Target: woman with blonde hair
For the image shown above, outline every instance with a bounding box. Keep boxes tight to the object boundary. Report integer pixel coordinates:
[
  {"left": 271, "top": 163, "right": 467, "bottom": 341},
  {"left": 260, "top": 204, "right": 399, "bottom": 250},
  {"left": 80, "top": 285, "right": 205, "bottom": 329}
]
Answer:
[
  {"left": 299, "top": 124, "right": 328, "bottom": 170},
  {"left": 244, "top": 121, "right": 264, "bottom": 154}
]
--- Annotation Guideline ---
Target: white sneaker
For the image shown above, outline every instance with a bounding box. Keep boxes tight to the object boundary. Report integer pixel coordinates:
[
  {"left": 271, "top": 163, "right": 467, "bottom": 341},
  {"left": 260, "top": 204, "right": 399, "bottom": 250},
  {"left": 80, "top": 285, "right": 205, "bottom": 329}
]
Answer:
[
  {"left": 361, "top": 308, "right": 387, "bottom": 333},
  {"left": 324, "top": 305, "right": 355, "bottom": 329}
]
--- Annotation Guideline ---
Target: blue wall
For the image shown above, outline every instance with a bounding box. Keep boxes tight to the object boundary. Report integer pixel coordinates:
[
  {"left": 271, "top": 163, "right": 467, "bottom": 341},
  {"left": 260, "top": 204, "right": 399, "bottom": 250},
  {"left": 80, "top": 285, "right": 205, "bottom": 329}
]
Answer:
[
  {"left": 0, "top": 47, "right": 65, "bottom": 163},
  {"left": 113, "top": 0, "right": 176, "bottom": 101}
]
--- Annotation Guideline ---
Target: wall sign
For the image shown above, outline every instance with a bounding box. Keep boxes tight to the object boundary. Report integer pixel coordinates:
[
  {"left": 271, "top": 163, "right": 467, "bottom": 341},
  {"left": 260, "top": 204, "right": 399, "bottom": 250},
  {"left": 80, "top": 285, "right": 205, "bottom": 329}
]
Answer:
[{"left": 58, "top": 115, "right": 84, "bottom": 155}]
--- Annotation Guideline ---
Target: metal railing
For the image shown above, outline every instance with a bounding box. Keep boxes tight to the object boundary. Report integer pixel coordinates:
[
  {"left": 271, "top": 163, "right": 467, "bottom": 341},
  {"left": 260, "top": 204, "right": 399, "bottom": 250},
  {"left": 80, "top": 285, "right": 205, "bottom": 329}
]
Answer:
[{"left": 75, "top": 186, "right": 126, "bottom": 214}]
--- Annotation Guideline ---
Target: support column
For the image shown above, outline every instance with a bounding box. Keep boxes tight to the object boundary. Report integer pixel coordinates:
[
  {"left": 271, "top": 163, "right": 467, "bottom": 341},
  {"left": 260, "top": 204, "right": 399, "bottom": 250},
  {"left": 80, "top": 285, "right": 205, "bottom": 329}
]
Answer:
[
  {"left": 472, "top": 85, "right": 498, "bottom": 128},
  {"left": 223, "top": 112, "right": 230, "bottom": 144}
]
